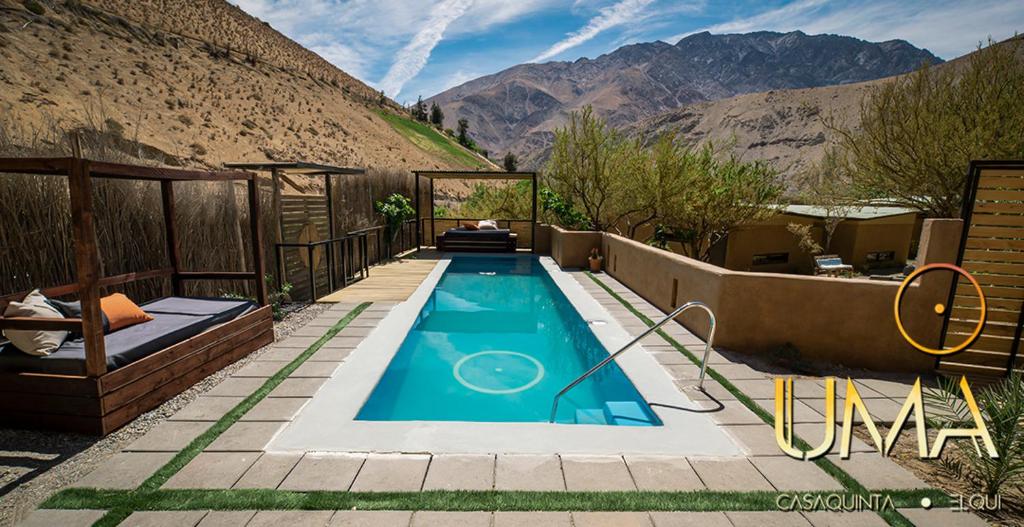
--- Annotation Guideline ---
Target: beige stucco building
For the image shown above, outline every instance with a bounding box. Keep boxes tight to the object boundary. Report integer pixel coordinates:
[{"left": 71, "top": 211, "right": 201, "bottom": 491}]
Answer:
[{"left": 708, "top": 205, "right": 921, "bottom": 274}]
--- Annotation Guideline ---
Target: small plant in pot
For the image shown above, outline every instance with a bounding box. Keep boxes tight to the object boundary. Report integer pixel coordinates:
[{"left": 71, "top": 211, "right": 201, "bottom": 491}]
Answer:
[{"left": 588, "top": 248, "right": 603, "bottom": 272}]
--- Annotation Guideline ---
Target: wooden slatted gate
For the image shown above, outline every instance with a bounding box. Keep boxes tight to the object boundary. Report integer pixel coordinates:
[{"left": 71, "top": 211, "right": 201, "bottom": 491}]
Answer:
[
  {"left": 939, "top": 161, "right": 1024, "bottom": 379},
  {"left": 280, "top": 194, "right": 330, "bottom": 300}
]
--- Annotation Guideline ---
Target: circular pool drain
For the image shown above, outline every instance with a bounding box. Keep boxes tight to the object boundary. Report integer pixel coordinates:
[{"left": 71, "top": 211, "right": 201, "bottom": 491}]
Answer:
[{"left": 453, "top": 351, "right": 545, "bottom": 394}]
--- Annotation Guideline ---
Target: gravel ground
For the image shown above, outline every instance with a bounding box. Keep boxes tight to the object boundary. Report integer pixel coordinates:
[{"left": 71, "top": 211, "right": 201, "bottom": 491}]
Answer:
[{"left": 0, "top": 302, "right": 331, "bottom": 527}]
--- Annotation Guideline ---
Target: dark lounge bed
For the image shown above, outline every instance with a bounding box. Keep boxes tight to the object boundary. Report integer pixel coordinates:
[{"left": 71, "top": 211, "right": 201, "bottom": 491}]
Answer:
[
  {"left": 0, "top": 297, "right": 257, "bottom": 376},
  {"left": 437, "top": 227, "right": 517, "bottom": 252}
]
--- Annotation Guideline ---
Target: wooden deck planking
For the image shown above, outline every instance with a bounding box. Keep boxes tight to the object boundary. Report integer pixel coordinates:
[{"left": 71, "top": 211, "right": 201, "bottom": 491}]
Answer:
[{"left": 317, "top": 257, "right": 439, "bottom": 303}]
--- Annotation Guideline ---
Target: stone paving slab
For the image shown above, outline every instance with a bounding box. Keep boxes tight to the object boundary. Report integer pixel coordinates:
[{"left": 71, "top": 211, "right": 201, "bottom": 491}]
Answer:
[
  {"left": 494, "top": 454, "right": 564, "bottom": 491},
  {"left": 725, "top": 511, "right": 812, "bottom": 526},
  {"left": 196, "top": 511, "right": 257, "bottom": 526},
  {"left": 278, "top": 454, "right": 365, "bottom": 491},
  {"left": 170, "top": 396, "right": 245, "bottom": 422},
  {"left": 205, "top": 377, "right": 267, "bottom": 397},
  {"left": 572, "top": 511, "right": 653, "bottom": 526},
  {"left": 205, "top": 422, "right": 283, "bottom": 452},
  {"left": 422, "top": 454, "right": 495, "bottom": 491},
  {"left": 240, "top": 397, "right": 309, "bottom": 421},
  {"left": 493, "top": 511, "right": 572, "bottom": 527},
  {"left": 163, "top": 452, "right": 259, "bottom": 489},
  {"left": 275, "top": 336, "right": 322, "bottom": 349},
  {"left": 337, "top": 326, "right": 374, "bottom": 337},
  {"left": 561, "top": 455, "right": 636, "bottom": 491},
  {"left": 825, "top": 453, "right": 929, "bottom": 490},
  {"left": 270, "top": 377, "right": 327, "bottom": 397},
  {"left": 15, "top": 509, "right": 107, "bottom": 527},
  {"left": 896, "top": 508, "right": 989, "bottom": 526},
  {"left": 648, "top": 511, "right": 732, "bottom": 527},
  {"left": 308, "top": 347, "right": 354, "bottom": 362},
  {"left": 257, "top": 347, "right": 305, "bottom": 362},
  {"left": 248, "top": 511, "right": 335, "bottom": 527},
  {"left": 752, "top": 397, "right": 830, "bottom": 424},
  {"left": 411, "top": 511, "right": 492, "bottom": 526},
  {"left": 622, "top": 456, "right": 704, "bottom": 491},
  {"left": 720, "top": 424, "right": 782, "bottom": 456},
  {"left": 688, "top": 459, "right": 773, "bottom": 491},
  {"left": 748, "top": 456, "right": 843, "bottom": 491},
  {"left": 125, "top": 421, "right": 209, "bottom": 452},
  {"left": 800, "top": 511, "right": 888, "bottom": 526},
  {"left": 233, "top": 453, "right": 301, "bottom": 489},
  {"left": 119, "top": 511, "right": 208, "bottom": 527},
  {"left": 330, "top": 511, "right": 413, "bottom": 526},
  {"left": 72, "top": 452, "right": 174, "bottom": 489},
  {"left": 350, "top": 453, "right": 430, "bottom": 492},
  {"left": 233, "top": 361, "right": 284, "bottom": 378},
  {"left": 290, "top": 361, "right": 340, "bottom": 377}
]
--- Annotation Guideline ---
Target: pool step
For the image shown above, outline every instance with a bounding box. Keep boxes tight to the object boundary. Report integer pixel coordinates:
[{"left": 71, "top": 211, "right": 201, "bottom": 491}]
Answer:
[
  {"left": 604, "top": 401, "right": 652, "bottom": 425},
  {"left": 575, "top": 408, "right": 608, "bottom": 425}
]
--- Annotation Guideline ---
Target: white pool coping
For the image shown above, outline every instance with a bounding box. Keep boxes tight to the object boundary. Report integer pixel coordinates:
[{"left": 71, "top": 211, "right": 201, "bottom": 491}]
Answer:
[{"left": 267, "top": 254, "right": 742, "bottom": 456}]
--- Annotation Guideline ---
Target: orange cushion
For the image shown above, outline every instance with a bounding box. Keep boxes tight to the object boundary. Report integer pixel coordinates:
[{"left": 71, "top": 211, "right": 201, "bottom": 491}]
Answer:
[
  {"left": 100, "top": 293, "right": 154, "bottom": 332},
  {"left": 462, "top": 221, "right": 479, "bottom": 231}
]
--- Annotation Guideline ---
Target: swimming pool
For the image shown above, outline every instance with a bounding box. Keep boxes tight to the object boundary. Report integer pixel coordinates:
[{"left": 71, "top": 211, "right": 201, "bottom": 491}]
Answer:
[{"left": 356, "top": 256, "right": 661, "bottom": 426}]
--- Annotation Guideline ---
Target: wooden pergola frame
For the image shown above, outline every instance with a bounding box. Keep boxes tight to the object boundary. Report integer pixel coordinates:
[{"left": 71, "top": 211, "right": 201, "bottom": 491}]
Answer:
[
  {"left": 412, "top": 170, "right": 538, "bottom": 253},
  {"left": 0, "top": 157, "right": 275, "bottom": 434}
]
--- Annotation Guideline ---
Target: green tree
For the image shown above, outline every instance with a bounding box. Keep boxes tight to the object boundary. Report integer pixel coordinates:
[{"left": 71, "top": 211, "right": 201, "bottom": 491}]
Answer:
[
  {"left": 456, "top": 118, "right": 470, "bottom": 147},
  {"left": 461, "top": 180, "right": 532, "bottom": 219},
  {"left": 503, "top": 152, "right": 518, "bottom": 172},
  {"left": 544, "top": 106, "right": 650, "bottom": 232},
  {"left": 374, "top": 193, "right": 415, "bottom": 249},
  {"left": 830, "top": 38, "right": 1024, "bottom": 217},
  {"left": 412, "top": 96, "right": 428, "bottom": 122},
  {"left": 429, "top": 102, "right": 444, "bottom": 127},
  {"left": 656, "top": 142, "right": 782, "bottom": 261}
]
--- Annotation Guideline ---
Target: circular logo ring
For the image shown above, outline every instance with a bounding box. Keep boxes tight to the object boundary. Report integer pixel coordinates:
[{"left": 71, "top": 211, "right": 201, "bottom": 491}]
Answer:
[
  {"left": 453, "top": 351, "right": 546, "bottom": 394},
  {"left": 894, "top": 263, "right": 987, "bottom": 356}
]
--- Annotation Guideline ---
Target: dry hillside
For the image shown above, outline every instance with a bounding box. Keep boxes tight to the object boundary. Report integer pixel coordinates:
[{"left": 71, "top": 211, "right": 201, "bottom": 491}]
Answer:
[
  {"left": 631, "top": 81, "right": 872, "bottom": 183},
  {"left": 0, "top": 0, "right": 486, "bottom": 172}
]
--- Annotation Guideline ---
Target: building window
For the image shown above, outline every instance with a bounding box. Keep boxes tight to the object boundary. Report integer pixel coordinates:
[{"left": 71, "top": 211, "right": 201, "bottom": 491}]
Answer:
[
  {"left": 866, "top": 251, "right": 896, "bottom": 262},
  {"left": 752, "top": 252, "right": 789, "bottom": 266}
]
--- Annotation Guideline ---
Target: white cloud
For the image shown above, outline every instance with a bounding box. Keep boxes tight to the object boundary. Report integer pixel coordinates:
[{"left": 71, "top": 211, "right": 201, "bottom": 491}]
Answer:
[
  {"left": 531, "top": 0, "right": 655, "bottom": 62},
  {"left": 378, "top": 0, "right": 476, "bottom": 98},
  {"left": 309, "top": 42, "right": 372, "bottom": 80}
]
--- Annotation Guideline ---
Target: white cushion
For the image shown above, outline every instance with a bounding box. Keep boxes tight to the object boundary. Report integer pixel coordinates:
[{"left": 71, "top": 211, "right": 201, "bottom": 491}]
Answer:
[
  {"left": 2, "top": 290, "right": 68, "bottom": 356},
  {"left": 478, "top": 219, "right": 498, "bottom": 230}
]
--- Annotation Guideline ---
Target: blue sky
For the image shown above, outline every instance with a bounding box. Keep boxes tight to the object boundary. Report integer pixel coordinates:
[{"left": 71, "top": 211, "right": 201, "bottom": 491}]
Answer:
[{"left": 232, "top": 0, "right": 1023, "bottom": 104}]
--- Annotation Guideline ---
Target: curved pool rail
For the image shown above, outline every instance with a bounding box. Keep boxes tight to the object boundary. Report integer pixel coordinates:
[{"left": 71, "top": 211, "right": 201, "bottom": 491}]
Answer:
[{"left": 549, "top": 301, "right": 717, "bottom": 423}]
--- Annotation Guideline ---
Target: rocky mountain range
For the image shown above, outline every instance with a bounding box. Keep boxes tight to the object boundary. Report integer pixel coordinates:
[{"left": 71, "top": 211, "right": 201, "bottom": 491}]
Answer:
[{"left": 428, "top": 31, "right": 942, "bottom": 172}]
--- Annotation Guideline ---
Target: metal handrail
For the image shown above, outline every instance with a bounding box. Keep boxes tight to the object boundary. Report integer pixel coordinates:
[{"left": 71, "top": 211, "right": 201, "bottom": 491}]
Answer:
[{"left": 548, "top": 301, "right": 717, "bottom": 423}]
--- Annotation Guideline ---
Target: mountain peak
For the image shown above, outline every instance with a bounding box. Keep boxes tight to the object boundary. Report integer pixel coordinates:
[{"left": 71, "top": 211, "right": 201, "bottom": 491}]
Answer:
[{"left": 428, "top": 30, "right": 942, "bottom": 169}]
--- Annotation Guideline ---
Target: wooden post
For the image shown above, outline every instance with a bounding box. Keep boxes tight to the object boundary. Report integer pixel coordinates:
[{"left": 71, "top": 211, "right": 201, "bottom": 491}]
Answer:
[
  {"left": 68, "top": 159, "right": 107, "bottom": 377},
  {"left": 270, "top": 168, "right": 284, "bottom": 288},
  {"left": 161, "top": 180, "right": 182, "bottom": 296},
  {"left": 414, "top": 173, "right": 421, "bottom": 251},
  {"left": 429, "top": 177, "right": 435, "bottom": 247},
  {"left": 324, "top": 173, "right": 335, "bottom": 290},
  {"left": 531, "top": 173, "right": 538, "bottom": 254},
  {"left": 248, "top": 175, "right": 268, "bottom": 306}
]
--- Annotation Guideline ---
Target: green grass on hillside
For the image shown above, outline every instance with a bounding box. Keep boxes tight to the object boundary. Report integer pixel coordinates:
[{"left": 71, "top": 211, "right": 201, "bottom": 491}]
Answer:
[{"left": 376, "top": 111, "right": 490, "bottom": 169}]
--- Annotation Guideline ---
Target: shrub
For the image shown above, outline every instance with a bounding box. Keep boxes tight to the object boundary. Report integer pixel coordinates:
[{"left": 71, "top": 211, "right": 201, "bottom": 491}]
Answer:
[
  {"left": 925, "top": 373, "right": 1024, "bottom": 497},
  {"left": 23, "top": 0, "right": 45, "bottom": 15}
]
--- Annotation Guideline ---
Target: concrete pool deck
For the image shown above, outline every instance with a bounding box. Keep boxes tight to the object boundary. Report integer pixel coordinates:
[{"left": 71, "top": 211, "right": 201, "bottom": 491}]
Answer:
[
  {"left": 271, "top": 255, "right": 740, "bottom": 456},
  {"left": 25, "top": 257, "right": 981, "bottom": 526}
]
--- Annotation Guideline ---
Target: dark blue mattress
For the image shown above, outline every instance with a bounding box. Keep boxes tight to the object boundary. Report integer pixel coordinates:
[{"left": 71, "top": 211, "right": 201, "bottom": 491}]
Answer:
[
  {"left": 0, "top": 297, "right": 257, "bottom": 375},
  {"left": 440, "top": 228, "right": 514, "bottom": 241}
]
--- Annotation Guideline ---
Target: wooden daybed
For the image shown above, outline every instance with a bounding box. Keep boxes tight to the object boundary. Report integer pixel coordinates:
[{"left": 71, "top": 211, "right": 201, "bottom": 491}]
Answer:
[
  {"left": 0, "top": 157, "right": 274, "bottom": 435},
  {"left": 437, "top": 227, "right": 518, "bottom": 252}
]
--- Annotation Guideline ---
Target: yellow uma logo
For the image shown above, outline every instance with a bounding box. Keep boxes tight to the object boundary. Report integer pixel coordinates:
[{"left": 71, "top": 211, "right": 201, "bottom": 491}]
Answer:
[{"left": 774, "top": 376, "right": 997, "bottom": 460}]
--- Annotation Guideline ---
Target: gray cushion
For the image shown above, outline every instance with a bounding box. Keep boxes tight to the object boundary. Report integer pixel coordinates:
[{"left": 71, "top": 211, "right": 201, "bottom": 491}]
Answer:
[{"left": 0, "top": 297, "right": 257, "bottom": 375}]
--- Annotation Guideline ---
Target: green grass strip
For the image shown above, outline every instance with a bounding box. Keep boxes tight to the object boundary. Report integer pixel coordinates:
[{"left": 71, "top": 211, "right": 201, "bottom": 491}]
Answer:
[
  {"left": 583, "top": 272, "right": 919, "bottom": 526},
  {"left": 138, "top": 302, "right": 371, "bottom": 492},
  {"left": 45, "top": 488, "right": 952, "bottom": 513}
]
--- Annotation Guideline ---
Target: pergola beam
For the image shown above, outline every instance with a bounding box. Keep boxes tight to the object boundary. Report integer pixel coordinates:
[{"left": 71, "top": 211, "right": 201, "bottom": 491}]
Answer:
[{"left": 411, "top": 170, "right": 539, "bottom": 253}]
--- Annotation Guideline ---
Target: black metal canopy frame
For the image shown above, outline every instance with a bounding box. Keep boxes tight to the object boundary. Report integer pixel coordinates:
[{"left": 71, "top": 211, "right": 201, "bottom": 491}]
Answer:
[{"left": 412, "top": 170, "right": 538, "bottom": 253}]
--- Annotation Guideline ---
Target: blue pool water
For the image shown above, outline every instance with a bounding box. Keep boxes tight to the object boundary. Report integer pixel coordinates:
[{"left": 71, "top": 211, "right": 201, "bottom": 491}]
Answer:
[{"left": 356, "top": 256, "right": 661, "bottom": 426}]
